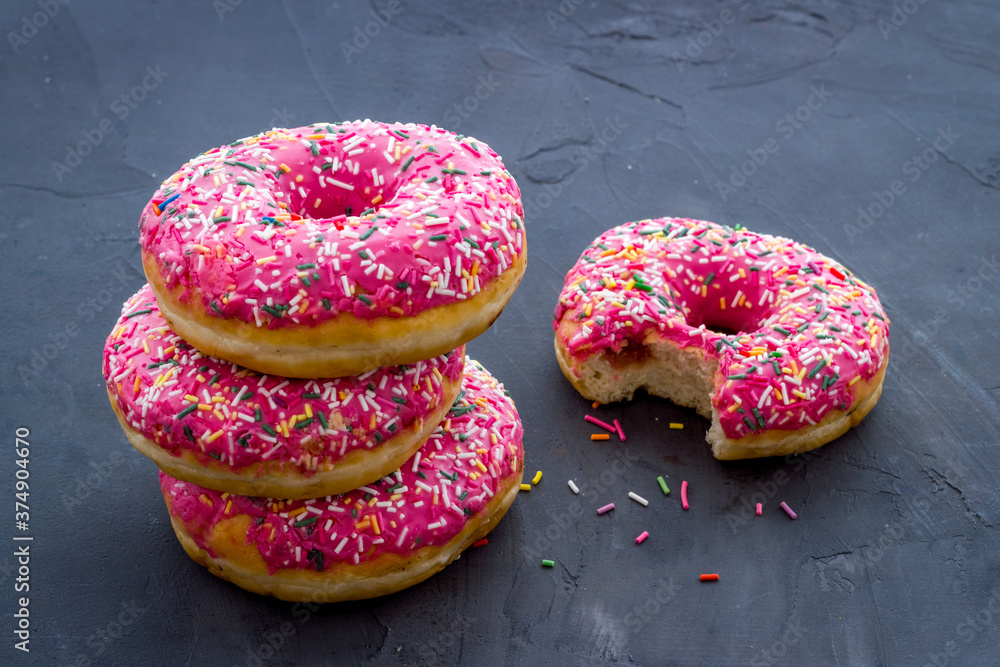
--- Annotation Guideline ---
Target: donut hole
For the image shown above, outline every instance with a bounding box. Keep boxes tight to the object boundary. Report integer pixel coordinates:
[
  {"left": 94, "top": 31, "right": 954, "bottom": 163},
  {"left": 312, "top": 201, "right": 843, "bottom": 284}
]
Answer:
[
  {"left": 678, "top": 283, "right": 772, "bottom": 338},
  {"left": 281, "top": 143, "right": 405, "bottom": 221}
]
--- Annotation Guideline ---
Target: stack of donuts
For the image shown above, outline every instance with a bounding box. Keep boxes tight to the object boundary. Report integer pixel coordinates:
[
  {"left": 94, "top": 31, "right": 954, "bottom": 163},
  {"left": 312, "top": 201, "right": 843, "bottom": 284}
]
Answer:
[{"left": 103, "top": 121, "right": 527, "bottom": 602}]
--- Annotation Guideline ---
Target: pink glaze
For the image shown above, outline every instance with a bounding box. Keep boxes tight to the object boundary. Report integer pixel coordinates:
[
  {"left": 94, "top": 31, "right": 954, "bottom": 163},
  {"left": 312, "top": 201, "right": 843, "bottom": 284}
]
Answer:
[
  {"left": 160, "top": 359, "right": 523, "bottom": 571},
  {"left": 104, "top": 284, "right": 464, "bottom": 473},
  {"left": 554, "top": 218, "right": 890, "bottom": 440},
  {"left": 139, "top": 121, "right": 524, "bottom": 326}
]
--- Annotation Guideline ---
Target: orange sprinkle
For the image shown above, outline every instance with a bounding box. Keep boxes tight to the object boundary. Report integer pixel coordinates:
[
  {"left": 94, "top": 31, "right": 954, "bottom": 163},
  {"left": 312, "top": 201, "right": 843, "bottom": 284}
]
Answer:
[{"left": 591, "top": 433, "right": 610, "bottom": 441}]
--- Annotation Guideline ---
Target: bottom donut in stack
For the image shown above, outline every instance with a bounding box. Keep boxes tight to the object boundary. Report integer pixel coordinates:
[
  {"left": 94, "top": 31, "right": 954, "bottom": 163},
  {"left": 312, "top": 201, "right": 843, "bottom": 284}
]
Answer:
[{"left": 159, "top": 359, "right": 524, "bottom": 602}]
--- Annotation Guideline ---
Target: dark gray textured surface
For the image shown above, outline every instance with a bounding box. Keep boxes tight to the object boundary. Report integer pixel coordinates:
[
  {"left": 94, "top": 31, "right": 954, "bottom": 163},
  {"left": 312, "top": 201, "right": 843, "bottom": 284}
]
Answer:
[{"left": 2, "top": 1, "right": 999, "bottom": 665}]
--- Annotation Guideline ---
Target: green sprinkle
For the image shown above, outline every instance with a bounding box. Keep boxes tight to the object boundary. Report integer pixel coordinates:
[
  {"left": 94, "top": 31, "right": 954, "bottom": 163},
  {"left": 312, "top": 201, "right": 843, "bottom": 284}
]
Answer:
[
  {"left": 393, "top": 130, "right": 409, "bottom": 140},
  {"left": 322, "top": 298, "right": 331, "bottom": 310},
  {"left": 396, "top": 281, "right": 409, "bottom": 289},
  {"left": 262, "top": 424, "right": 276, "bottom": 436},
  {"left": 309, "top": 141, "right": 319, "bottom": 156},
  {"left": 401, "top": 155, "right": 416, "bottom": 171},
  {"left": 424, "top": 176, "right": 438, "bottom": 183},
  {"left": 317, "top": 411, "right": 328, "bottom": 429},
  {"left": 704, "top": 272, "right": 716, "bottom": 286},
  {"left": 254, "top": 408, "right": 262, "bottom": 422},
  {"left": 657, "top": 476, "right": 670, "bottom": 495},
  {"left": 392, "top": 396, "right": 407, "bottom": 405},
  {"left": 293, "top": 417, "right": 314, "bottom": 430},
  {"left": 208, "top": 373, "right": 221, "bottom": 385},
  {"left": 462, "top": 237, "right": 479, "bottom": 249},
  {"left": 126, "top": 309, "right": 152, "bottom": 318},
  {"left": 294, "top": 516, "right": 317, "bottom": 527},
  {"left": 429, "top": 234, "right": 447, "bottom": 241},
  {"left": 236, "top": 180, "right": 254, "bottom": 187},
  {"left": 357, "top": 294, "right": 372, "bottom": 306},
  {"left": 360, "top": 226, "right": 377, "bottom": 241},
  {"left": 297, "top": 263, "right": 316, "bottom": 270},
  {"left": 807, "top": 359, "right": 827, "bottom": 378},
  {"left": 224, "top": 160, "right": 257, "bottom": 171},
  {"left": 261, "top": 304, "right": 282, "bottom": 318},
  {"left": 728, "top": 373, "right": 747, "bottom": 380},
  {"left": 541, "top": 559, "right": 555, "bottom": 568},
  {"left": 302, "top": 392, "right": 321, "bottom": 399},
  {"left": 772, "top": 360, "right": 781, "bottom": 376},
  {"left": 177, "top": 404, "right": 198, "bottom": 419}
]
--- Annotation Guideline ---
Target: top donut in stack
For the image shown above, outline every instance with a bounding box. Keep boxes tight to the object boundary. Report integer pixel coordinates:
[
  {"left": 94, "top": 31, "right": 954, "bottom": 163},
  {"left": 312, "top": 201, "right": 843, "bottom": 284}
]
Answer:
[{"left": 138, "top": 121, "right": 527, "bottom": 378}]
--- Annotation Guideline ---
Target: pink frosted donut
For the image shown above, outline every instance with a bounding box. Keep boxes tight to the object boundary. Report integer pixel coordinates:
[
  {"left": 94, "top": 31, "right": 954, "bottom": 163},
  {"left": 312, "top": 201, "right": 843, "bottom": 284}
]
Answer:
[
  {"left": 160, "top": 358, "right": 523, "bottom": 602},
  {"left": 104, "top": 284, "right": 464, "bottom": 499},
  {"left": 554, "top": 217, "right": 890, "bottom": 460},
  {"left": 140, "top": 121, "right": 526, "bottom": 378}
]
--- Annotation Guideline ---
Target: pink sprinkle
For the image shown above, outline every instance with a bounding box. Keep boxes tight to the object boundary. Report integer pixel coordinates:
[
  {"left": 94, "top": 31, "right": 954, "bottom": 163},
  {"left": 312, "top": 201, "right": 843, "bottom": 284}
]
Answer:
[
  {"left": 756, "top": 502, "right": 763, "bottom": 516},
  {"left": 613, "top": 419, "right": 626, "bottom": 442},
  {"left": 635, "top": 531, "right": 649, "bottom": 544},
  {"left": 681, "top": 480, "right": 689, "bottom": 510},
  {"left": 585, "top": 415, "right": 617, "bottom": 433},
  {"left": 597, "top": 503, "right": 615, "bottom": 515},
  {"left": 780, "top": 501, "right": 797, "bottom": 519}
]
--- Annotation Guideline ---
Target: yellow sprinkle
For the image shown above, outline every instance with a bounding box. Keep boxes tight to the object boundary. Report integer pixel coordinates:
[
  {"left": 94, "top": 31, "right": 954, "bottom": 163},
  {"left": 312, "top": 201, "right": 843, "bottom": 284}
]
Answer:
[
  {"left": 728, "top": 403, "right": 740, "bottom": 413},
  {"left": 204, "top": 429, "right": 224, "bottom": 443},
  {"left": 280, "top": 163, "right": 291, "bottom": 173},
  {"left": 305, "top": 404, "right": 313, "bottom": 418},
  {"left": 288, "top": 507, "right": 307, "bottom": 517},
  {"left": 476, "top": 460, "right": 488, "bottom": 473},
  {"left": 793, "top": 389, "right": 810, "bottom": 400},
  {"left": 669, "top": 423, "right": 684, "bottom": 430},
  {"left": 532, "top": 470, "right": 543, "bottom": 485},
  {"left": 371, "top": 515, "right": 380, "bottom": 535},
  {"left": 256, "top": 256, "right": 277, "bottom": 265},
  {"left": 224, "top": 499, "right": 233, "bottom": 514},
  {"left": 355, "top": 519, "right": 371, "bottom": 531},
  {"left": 370, "top": 413, "right": 377, "bottom": 430},
  {"left": 720, "top": 297, "right": 726, "bottom": 310},
  {"left": 519, "top": 484, "right": 532, "bottom": 492},
  {"left": 371, "top": 194, "right": 383, "bottom": 205},
  {"left": 849, "top": 376, "right": 861, "bottom": 386},
  {"left": 200, "top": 494, "right": 213, "bottom": 507}
]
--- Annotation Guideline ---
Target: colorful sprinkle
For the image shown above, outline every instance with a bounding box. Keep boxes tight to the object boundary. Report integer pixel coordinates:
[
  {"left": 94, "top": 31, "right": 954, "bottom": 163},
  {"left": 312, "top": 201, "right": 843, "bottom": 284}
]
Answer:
[
  {"left": 657, "top": 476, "right": 670, "bottom": 495},
  {"left": 756, "top": 502, "right": 763, "bottom": 516},
  {"left": 585, "top": 415, "right": 617, "bottom": 432},
  {"left": 635, "top": 531, "right": 649, "bottom": 544},
  {"left": 700, "top": 573, "right": 719, "bottom": 582},
  {"left": 681, "top": 480, "right": 689, "bottom": 510},
  {"left": 628, "top": 491, "right": 649, "bottom": 507},
  {"left": 532, "top": 470, "right": 543, "bottom": 485},
  {"left": 597, "top": 503, "right": 615, "bottom": 515},
  {"left": 541, "top": 559, "right": 555, "bottom": 568},
  {"left": 613, "top": 419, "right": 626, "bottom": 442},
  {"left": 780, "top": 501, "right": 797, "bottom": 519},
  {"left": 590, "top": 433, "right": 610, "bottom": 441}
]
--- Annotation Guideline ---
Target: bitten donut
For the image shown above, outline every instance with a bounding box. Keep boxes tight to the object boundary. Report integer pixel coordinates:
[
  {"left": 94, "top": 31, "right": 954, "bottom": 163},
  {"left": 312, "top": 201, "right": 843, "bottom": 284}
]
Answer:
[
  {"left": 554, "top": 217, "right": 889, "bottom": 460},
  {"left": 104, "top": 284, "right": 464, "bottom": 499},
  {"left": 140, "top": 120, "right": 526, "bottom": 378},
  {"left": 160, "top": 359, "right": 523, "bottom": 602}
]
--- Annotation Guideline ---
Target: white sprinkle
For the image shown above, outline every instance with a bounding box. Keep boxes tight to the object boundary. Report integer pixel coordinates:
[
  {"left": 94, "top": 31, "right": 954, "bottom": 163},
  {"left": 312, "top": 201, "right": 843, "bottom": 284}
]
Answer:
[
  {"left": 628, "top": 491, "right": 649, "bottom": 506},
  {"left": 568, "top": 480, "right": 580, "bottom": 494}
]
